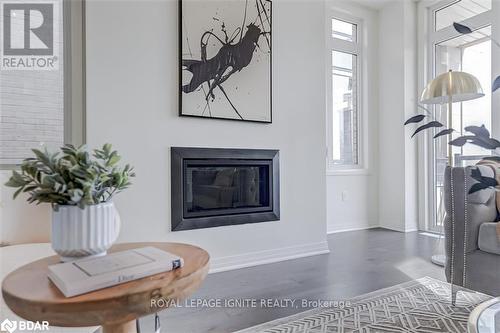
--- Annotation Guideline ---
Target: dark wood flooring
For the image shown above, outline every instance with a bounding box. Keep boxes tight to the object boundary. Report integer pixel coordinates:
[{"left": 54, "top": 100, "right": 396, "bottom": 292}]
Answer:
[{"left": 138, "top": 228, "right": 444, "bottom": 333}]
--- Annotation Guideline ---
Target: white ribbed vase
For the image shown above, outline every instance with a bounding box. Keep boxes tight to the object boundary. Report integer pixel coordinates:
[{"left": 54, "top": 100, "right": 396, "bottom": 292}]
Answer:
[{"left": 51, "top": 202, "right": 120, "bottom": 262}]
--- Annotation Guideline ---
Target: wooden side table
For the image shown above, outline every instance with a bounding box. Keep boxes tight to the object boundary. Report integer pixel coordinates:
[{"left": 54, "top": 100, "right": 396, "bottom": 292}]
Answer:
[{"left": 2, "top": 242, "right": 210, "bottom": 333}]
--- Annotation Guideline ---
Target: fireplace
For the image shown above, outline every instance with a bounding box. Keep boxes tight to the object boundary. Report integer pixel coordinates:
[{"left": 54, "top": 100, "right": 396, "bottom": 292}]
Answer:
[{"left": 171, "top": 147, "right": 280, "bottom": 231}]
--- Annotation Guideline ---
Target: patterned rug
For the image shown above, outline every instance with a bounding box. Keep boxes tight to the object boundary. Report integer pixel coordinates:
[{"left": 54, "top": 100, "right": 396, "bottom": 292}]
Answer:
[{"left": 236, "top": 277, "right": 492, "bottom": 333}]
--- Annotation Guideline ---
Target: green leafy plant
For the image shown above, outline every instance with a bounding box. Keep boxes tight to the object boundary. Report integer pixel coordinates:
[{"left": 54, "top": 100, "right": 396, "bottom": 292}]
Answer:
[{"left": 5, "top": 144, "right": 135, "bottom": 210}]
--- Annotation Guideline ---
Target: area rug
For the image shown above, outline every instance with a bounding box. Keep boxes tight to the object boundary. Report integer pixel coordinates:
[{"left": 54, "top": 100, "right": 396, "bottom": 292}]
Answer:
[{"left": 236, "top": 277, "right": 492, "bottom": 333}]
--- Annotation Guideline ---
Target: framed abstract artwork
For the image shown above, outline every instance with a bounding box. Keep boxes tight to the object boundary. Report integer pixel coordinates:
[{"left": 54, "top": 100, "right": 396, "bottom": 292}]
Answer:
[{"left": 179, "top": 0, "right": 272, "bottom": 123}]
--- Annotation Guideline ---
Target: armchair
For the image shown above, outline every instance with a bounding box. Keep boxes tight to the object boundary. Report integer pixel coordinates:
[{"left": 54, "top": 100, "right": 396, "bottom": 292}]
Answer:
[{"left": 444, "top": 166, "right": 500, "bottom": 297}]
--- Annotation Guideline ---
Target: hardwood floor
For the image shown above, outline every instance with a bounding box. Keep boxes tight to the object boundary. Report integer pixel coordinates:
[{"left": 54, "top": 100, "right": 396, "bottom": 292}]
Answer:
[{"left": 138, "top": 228, "right": 444, "bottom": 333}]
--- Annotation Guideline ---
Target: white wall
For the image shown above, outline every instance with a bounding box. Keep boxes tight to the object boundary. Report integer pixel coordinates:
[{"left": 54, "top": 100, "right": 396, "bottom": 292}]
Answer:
[
  {"left": 81, "top": 0, "right": 328, "bottom": 271},
  {"left": 1, "top": 0, "right": 330, "bottom": 270},
  {"left": 325, "top": 1, "right": 380, "bottom": 233},
  {"left": 378, "top": 0, "right": 418, "bottom": 232},
  {"left": 493, "top": 1, "right": 500, "bottom": 138},
  {"left": 403, "top": 0, "right": 418, "bottom": 232},
  {"left": 0, "top": 172, "right": 51, "bottom": 245}
]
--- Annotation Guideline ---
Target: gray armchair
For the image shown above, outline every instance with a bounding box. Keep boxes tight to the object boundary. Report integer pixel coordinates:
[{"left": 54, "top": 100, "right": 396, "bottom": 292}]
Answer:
[{"left": 444, "top": 166, "right": 500, "bottom": 297}]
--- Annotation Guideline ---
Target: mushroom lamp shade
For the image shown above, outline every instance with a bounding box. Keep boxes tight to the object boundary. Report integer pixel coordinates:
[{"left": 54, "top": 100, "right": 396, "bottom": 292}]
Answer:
[
  {"left": 419, "top": 70, "right": 484, "bottom": 168},
  {"left": 420, "top": 70, "right": 484, "bottom": 104}
]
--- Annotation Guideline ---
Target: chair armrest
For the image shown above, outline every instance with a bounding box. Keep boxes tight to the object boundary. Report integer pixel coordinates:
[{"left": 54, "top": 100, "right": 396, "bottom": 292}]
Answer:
[{"left": 444, "top": 166, "right": 497, "bottom": 287}]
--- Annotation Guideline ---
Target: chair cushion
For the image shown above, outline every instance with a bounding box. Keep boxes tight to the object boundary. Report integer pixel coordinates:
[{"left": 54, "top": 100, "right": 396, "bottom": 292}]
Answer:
[{"left": 478, "top": 222, "right": 500, "bottom": 255}]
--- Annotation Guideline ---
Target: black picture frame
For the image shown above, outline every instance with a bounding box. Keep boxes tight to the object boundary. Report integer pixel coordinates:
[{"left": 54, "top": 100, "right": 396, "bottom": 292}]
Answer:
[{"left": 178, "top": 0, "right": 273, "bottom": 123}]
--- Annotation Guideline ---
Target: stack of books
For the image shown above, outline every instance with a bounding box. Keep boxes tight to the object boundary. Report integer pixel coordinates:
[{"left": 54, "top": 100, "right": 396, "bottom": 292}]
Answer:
[{"left": 48, "top": 247, "right": 184, "bottom": 297}]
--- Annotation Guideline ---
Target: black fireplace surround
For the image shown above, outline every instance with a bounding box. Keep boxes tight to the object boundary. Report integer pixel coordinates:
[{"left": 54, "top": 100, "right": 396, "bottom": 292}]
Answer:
[{"left": 171, "top": 147, "right": 280, "bottom": 231}]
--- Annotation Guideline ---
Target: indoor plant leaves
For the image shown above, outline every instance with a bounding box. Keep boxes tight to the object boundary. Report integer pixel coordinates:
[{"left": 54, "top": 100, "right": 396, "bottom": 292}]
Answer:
[
  {"left": 464, "top": 125, "right": 490, "bottom": 138},
  {"left": 470, "top": 168, "right": 497, "bottom": 185},
  {"left": 469, "top": 168, "right": 498, "bottom": 194},
  {"left": 469, "top": 182, "right": 491, "bottom": 194},
  {"left": 449, "top": 136, "right": 472, "bottom": 147},
  {"left": 5, "top": 144, "right": 135, "bottom": 208},
  {"left": 404, "top": 114, "right": 426, "bottom": 125},
  {"left": 453, "top": 22, "right": 473, "bottom": 34},
  {"left": 470, "top": 136, "right": 500, "bottom": 150},
  {"left": 494, "top": 76, "right": 500, "bottom": 92},
  {"left": 411, "top": 121, "right": 443, "bottom": 138},
  {"left": 433, "top": 128, "right": 454, "bottom": 139}
]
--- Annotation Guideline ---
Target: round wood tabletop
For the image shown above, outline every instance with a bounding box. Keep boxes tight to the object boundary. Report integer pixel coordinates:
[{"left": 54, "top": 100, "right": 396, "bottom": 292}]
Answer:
[{"left": 1, "top": 242, "right": 210, "bottom": 333}]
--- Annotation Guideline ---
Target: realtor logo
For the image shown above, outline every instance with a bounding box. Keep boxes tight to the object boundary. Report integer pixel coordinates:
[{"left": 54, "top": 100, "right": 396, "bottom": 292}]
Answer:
[
  {"left": 0, "top": 1, "right": 59, "bottom": 70},
  {"left": 3, "top": 2, "right": 53, "bottom": 55},
  {"left": 0, "top": 318, "right": 49, "bottom": 332},
  {"left": 1, "top": 319, "right": 17, "bottom": 333}
]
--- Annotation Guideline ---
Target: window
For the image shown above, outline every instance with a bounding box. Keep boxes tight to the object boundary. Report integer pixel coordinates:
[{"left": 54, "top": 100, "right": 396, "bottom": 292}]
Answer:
[
  {"left": 435, "top": 0, "right": 491, "bottom": 31},
  {"left": 332, "top": 18, "right": 357, "bottom": 42},
  {"left": 0, "top": 0, "right": 85, "bottom": 168},
  {"left": 328, "top": 17, "right": 362, "bottom": 169},
  {"left": 425, "top": 0, "right": 492, "bottom": 232}
]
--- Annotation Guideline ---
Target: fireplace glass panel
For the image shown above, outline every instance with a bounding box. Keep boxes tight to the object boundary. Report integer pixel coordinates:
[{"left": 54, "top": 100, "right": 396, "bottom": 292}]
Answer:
[{"left": 184, "top": 163, "right": 271, "bottom": 218}]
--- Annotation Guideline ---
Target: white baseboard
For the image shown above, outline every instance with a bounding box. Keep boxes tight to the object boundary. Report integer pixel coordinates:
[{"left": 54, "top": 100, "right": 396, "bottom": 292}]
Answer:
[
  {"left": 379, "top": 225, "right": 419, "bottom": 233},
  {"left": 327, "top": 225, "right": 378, "bottom": 234},
  {"left": 209, "top": 241, "right": 330, "bottom": 274}
]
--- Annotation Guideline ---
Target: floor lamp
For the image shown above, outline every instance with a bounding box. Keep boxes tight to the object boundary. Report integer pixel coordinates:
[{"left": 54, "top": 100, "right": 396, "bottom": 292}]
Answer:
[{"left": 420, "top": 69, "right": 484, "bottom": 266}]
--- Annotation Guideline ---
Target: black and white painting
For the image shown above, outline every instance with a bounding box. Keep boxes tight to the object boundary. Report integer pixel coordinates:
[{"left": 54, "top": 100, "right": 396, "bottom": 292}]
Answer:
[{"left": 180, "top": 0, "right": 272, "bottom": 122}]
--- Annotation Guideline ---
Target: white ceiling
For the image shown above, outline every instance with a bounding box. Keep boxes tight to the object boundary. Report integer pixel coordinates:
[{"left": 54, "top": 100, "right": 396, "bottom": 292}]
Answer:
[
  {"left": 352, "top": 0, "right": 409, "bottom": 10},
  {"left": 348, "top": 0, "right": 412, "bottom": 10}
]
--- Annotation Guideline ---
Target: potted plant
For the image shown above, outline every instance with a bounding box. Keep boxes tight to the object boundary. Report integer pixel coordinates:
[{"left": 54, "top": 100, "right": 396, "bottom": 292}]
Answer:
[{"left": 5, "top": 144, "right": 135, "bottom": 262}]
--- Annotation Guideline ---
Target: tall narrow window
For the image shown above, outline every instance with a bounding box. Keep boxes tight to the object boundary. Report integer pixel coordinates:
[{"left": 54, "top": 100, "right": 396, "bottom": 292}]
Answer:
[
  {"left": 328, "top": 17, "right": 361, "bottom": 169},
  {"left": 332, "top": 51, "right": 358, "bottom": 165}
]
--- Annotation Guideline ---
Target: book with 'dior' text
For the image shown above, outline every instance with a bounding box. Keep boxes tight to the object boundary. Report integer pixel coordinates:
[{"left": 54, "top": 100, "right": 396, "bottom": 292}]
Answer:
[{"left": 48, "top": 246, "right": 184, "bottom": 297}]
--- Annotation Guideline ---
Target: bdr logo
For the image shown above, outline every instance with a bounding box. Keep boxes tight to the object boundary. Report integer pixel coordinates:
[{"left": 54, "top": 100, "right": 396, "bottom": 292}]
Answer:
[
  {"left": 0, "top": 1, "right": 59, "bottom": 70},
  {"left": 1, "top": 319, "right": 16, "bottom": 333},
  {"left": 1, "top": 318, "right": 49, "bottom": 332}
]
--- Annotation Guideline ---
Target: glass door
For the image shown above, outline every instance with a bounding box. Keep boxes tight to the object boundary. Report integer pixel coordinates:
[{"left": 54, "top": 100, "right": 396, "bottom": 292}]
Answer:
[{"left": 429, "top": 28, "right": 492, "bottom": 232}]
